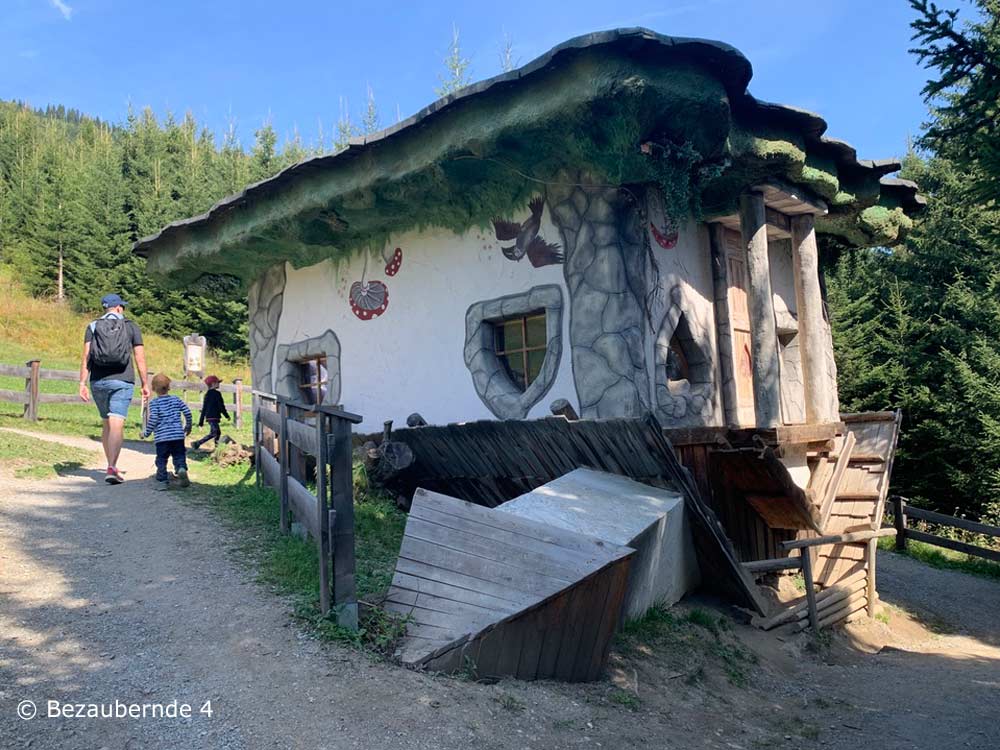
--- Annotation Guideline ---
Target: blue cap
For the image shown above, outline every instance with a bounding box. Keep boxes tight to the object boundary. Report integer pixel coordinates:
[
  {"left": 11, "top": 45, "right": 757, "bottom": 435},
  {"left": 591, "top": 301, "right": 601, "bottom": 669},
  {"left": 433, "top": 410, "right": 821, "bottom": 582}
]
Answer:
[{"left": 101, "top": 293, "right": 128, "bottom": 308}]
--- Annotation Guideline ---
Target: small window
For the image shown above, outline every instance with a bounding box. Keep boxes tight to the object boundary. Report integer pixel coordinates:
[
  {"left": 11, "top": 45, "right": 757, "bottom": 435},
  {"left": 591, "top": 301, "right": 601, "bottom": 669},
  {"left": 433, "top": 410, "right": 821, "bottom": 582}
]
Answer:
[
  {"left": 666, "top": 334, "right": 691, "bottom": 382},
  {"left": 492, "top": 311, "right": 547, "bottom": 392},
  {"left": 298, "top": 356, "right": 328, "bottom": 405}
]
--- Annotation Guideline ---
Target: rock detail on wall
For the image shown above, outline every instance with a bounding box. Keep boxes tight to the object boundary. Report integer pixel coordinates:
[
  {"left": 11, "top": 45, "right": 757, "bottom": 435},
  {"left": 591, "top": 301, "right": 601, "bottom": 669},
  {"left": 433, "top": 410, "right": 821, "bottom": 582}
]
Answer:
[
  {"left": 248, "top": 263, "right": 286, "bottom": 393},
  {"left": 653, "top": 285, "right": 716, "bottom": 427},
  {"left": 823, "top": 319, "right": 841, "bottom": 420},
  {"left": 274, "top": 330, "right": 342, "bottom": 406},
  {"left": 547, "top": 175, "right": 650, "bottom": 418},
  {"left": 464, "top": 285, "right": 564, "bottom": 420}
]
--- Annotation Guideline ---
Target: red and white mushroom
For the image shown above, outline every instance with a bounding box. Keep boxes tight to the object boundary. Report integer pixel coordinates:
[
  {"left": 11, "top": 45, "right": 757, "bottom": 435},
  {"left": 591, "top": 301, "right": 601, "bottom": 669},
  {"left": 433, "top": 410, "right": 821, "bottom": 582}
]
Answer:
[
  {"left": 349, "top": 280, "right": 389, "bottom": 321},
  {"left": 383, "top": 247, "right": 403, "bottom": 276}
]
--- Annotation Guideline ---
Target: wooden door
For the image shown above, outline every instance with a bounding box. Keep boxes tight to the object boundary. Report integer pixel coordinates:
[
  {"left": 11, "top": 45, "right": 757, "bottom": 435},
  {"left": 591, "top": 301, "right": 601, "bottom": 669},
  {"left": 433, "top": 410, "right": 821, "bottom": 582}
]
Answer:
[{"left": 725, "top": 229, "right": 756, "bottom": 426}]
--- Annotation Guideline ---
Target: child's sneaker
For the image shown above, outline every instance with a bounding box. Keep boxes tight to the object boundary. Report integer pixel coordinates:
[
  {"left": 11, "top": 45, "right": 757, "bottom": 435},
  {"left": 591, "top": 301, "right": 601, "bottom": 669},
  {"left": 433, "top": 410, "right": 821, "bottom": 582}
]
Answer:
[
  {"left": 176, "top": 469, "right": 190, "bottom": 488},
  {"left": 105, "top": 467, "right": 125, "bottom": 484},
  {"left": 155, "top": 480, "right": 169, "bottom": 491}
]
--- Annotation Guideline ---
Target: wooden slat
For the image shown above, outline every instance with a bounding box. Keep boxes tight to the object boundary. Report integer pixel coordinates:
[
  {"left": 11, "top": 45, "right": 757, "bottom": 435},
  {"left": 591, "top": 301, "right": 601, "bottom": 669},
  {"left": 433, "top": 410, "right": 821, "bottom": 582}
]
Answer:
[
  {"left": 286, "top": 418, "right": 319, "bottom": 456},
  {"left": 819, "top": 431, "right": 855, "bottom": 531},
  {"left": 258, "top": 406, "right": 281, "bottom": 433},
  {"left": 905, "top": 529, "right": 1000, "bottom": 563},
  {"left": 392, "top": 558, "right": 536, "bottom": 607},
  {"left": 259, "top": 449, "right": 281, "bottom": 490},
  {"left": 782, "top": 527, "right": 896, "bottom": 550},
  {"left": 0, "top": 389, "right": 29, "bottom": 404},
  {"left": 905, "top": 505, "right": 1000, "bottom": 538},
  {"left": 744, "top": 557, "right": 802, "bottom": 574},
  {"left": 0, "top": 364, "right": 30, "bottom": 377},
  {"left": 287, "top": 475, "right": 320, "bottom": 539}
]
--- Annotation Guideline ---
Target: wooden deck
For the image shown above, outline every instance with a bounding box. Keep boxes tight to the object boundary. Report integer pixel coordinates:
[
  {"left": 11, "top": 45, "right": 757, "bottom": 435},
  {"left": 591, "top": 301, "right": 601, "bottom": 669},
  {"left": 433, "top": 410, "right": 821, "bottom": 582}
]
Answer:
[{"left": 385, "top": 489, "right": 634, "bottom": 681}]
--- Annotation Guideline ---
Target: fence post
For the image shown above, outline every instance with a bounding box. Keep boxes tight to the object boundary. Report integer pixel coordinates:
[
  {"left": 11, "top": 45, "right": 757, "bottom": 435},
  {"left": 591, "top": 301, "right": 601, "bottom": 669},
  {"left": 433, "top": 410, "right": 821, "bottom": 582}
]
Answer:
[
  {"left": 278, "top": 401, "right": 290, "bottom": 534},
  {"left": 23, "top": 360, "right": 40, "bottom": 421},
  {"left": 316, "top": 413, "right": 332, "bottom": 616},
  {"left": 800, "top": 547, "right": 820, "bottom": 631},
  {"left": 253, "top": 397, "right": 261, "bottom": 489},
  {"left": 233, "top": 378, "right": 243, "bottom": 429},
  {"left": 892, "top": 496, "right": 907, "bottom": 551},
  {"left": 329, "top": 416, "right": 358, "bottom": 630}
]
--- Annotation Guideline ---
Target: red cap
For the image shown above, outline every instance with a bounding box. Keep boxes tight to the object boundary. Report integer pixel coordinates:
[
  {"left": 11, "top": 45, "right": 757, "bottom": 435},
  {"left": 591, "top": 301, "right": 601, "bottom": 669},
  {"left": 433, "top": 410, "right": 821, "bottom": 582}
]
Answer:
[{"left": 203, "top": 375, "right": 221, "bottom": 386}]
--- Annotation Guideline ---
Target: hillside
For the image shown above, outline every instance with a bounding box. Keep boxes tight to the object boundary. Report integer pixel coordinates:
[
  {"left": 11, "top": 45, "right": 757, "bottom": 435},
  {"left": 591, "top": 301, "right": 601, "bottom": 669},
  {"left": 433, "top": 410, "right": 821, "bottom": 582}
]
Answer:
[{"left": 0, "top": 265, "right": 249, "bottom": 379}]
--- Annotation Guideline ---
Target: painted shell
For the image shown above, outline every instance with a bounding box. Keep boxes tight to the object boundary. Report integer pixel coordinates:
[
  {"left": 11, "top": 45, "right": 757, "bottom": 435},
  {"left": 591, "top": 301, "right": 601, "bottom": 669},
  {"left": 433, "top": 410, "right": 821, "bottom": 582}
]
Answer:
[
  {"left": 650, "top": 221, "right": 678, "bottom": 250},
  {"left": 383, "top": 247, "right": 402, "bottom": 276},
  {"left": 349, "top": 280, "right": 389, "bottom": 320}
]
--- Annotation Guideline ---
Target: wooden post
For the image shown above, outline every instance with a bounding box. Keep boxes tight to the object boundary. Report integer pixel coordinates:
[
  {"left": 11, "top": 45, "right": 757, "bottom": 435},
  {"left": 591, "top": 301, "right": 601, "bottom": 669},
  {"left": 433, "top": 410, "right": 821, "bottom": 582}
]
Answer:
[
  {"left": 316, "top": 413, "right": 332, "bottom": 615},
  {"left": 278, "top": 401, "right": 290, "bottom": 534},
  {"left": 382, "top": 419, "right": 393, "bottom": 444},
  {"left": 865, "top": 537, "right": 877, "bottom": 618},
  {"left": 800, "top": 547, "right": 820, "bottom": 631},
  {"left": 23, "top": 360, "right": 40, "bottom": 421},
  {"left": 233, "top": 378, "right": 244, "bottom": 429},
  {"left": 892, "top": 495, "right": 907, "bottom": 551},
  {"left": 709, "top": 224, "right": 739, "bottom": 427},
  {"left": 790, "top": 214, "right": 829, "bottom": 424},
  {"left": 253, "top": 403, "right": 261, "bottom": 489},
  {"left": 329, "top": 416, "right": 358, "bottom": 630},
  {"left": 739, "top": 191, "right": 781, "bottom": 428}
]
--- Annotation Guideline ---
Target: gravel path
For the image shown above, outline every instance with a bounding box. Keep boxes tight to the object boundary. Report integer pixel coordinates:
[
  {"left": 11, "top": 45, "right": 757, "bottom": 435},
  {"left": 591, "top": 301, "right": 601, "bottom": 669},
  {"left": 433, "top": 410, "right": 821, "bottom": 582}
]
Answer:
[{"left": 1, "top": 429, "right": 997, "bottom": 750}]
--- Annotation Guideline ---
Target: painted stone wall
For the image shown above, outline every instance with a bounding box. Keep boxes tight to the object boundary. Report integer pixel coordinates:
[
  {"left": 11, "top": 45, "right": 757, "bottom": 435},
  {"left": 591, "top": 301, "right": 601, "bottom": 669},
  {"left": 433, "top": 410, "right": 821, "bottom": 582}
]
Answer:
[
  {"left": 548, "top": 174, "right": 651, "bottom": 418},
  {"left": 643, "top": 194, "right": 722, "bottom": 428},
  {"left": 247, "top": 263, "right": 286, "bottom": 393}
]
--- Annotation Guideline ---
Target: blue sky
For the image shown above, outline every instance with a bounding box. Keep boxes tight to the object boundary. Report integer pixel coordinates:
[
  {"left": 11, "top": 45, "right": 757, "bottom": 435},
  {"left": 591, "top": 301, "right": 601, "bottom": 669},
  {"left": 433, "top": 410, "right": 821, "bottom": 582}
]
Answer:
[{"left": 2, "top": 0, "right": 932, "bottom": 161}]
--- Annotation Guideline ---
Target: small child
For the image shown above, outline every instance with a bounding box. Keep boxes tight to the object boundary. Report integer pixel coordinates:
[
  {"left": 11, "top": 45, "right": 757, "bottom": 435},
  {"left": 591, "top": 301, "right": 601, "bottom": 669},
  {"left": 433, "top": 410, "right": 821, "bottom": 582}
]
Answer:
[
  {"left": 192, "top": 375, "right": 230, "bottom": 450},
  {"left": 141, "top": 373, "right": 192, "bottom": 490}
]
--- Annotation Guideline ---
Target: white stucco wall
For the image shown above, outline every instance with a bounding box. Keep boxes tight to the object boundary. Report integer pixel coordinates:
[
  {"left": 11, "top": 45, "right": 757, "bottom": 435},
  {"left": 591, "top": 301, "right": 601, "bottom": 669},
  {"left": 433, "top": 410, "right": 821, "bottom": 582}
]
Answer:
[{"left": 273, "top": 210, "right": 577, "bottom": 430}]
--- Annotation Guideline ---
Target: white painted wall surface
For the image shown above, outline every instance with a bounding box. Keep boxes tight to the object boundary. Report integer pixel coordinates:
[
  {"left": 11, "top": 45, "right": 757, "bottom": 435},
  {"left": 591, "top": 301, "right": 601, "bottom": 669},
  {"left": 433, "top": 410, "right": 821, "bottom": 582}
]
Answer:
[{"left": 274, "top": 209, "right": 577, "bottom": 430}]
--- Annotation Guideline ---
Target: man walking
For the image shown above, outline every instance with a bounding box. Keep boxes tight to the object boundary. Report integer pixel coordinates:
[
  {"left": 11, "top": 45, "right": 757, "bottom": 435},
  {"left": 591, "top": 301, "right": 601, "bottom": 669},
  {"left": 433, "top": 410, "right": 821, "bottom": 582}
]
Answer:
[{"left": 78, "top": 293, "right": 149, "bottom": 484}]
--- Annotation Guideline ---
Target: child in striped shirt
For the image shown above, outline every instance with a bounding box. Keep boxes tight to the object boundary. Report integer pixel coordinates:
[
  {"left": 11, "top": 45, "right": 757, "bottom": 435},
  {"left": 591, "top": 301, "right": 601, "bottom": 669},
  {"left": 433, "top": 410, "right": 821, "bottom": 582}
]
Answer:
[{"left": 141, "top": 373, "right": 192, "bottom": 491}]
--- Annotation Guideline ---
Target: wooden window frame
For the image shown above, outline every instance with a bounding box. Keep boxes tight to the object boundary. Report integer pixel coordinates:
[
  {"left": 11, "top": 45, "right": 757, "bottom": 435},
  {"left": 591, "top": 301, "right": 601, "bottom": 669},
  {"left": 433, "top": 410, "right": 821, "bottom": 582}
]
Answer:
[
  {"left": 493, "top": 310, "right": 547, "bottom": 393},
  {"left": 297, "top": 355, "right": 329, "bottom": 406}
]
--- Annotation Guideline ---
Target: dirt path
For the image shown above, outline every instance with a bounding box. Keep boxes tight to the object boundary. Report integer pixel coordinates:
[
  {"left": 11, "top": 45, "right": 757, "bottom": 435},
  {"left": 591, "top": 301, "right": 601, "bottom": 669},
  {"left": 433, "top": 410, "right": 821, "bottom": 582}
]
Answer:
[{"left": 0, "top": 431, "right": 997, "bottom": 749}]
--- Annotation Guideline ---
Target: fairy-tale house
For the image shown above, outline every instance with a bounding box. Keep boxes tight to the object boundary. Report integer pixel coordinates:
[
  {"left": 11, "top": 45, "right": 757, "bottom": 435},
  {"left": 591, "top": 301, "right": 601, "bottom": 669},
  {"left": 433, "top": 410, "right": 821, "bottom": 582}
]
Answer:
[{"left": 135, "top": 30, "right": 923, "bottom": 599}]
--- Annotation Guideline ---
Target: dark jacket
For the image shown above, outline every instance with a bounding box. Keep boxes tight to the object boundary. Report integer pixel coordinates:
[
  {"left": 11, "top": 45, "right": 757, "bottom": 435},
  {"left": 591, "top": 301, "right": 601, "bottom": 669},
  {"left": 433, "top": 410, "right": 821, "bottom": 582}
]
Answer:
[{"left": 199, "top": 388, "right": 230, "bottom": 426}]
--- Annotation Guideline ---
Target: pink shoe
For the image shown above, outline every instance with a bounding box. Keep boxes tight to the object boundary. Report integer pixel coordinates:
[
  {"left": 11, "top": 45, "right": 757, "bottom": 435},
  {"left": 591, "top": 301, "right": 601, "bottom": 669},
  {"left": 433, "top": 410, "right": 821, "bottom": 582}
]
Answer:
[{"left": 105, "top": 467, "right": 125, "bottom": 485}]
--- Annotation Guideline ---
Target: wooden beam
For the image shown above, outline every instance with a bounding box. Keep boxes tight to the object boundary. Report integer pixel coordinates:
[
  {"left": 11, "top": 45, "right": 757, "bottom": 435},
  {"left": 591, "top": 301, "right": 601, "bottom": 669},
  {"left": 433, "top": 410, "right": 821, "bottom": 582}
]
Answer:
[
  {"left": 740, "top": 190, "right": 782, "bottom": 428},
  {"left": 906, "top": 529, "right": 1000, "bottom": 563},
  {"left": 781, "top": 527, "right": 896, "bottom": 551},
  {"left": 791, "top": 213, "right": 831, "bottom": 423},
  {"left": 865, "top": 537, "right": 877, "bottom": 618},
  {"left": 800, "top": 545, "right": 820, "bottom": 631},
  {"left": 819, "top": 431, "right": 856, "bottom": 531},
  {"left": 904, "top": 505, "right": 1000, "bottom": 538},
  {"left": 709, "top": 223, "right": 740, "bottom": 428},
  {"left": 744, "top": 557, "right": 802, "bottom": 574}
]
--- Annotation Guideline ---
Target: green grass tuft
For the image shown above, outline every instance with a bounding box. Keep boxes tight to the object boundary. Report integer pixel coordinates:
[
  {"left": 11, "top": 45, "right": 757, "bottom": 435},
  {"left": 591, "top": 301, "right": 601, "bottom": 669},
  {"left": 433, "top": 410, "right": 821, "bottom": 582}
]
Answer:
[
  {"left": 878, "top": 535, "right": 1000, "bottom": 580},
  {"left": 0, "top": 430, "right": 96, "bottom": 479}
]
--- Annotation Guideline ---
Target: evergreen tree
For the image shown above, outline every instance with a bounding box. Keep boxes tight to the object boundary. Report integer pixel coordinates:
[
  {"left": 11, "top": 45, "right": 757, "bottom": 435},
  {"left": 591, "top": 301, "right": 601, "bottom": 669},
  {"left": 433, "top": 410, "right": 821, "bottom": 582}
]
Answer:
[{"left": 435, "top": 24, "right": 472, "bottom": 96}]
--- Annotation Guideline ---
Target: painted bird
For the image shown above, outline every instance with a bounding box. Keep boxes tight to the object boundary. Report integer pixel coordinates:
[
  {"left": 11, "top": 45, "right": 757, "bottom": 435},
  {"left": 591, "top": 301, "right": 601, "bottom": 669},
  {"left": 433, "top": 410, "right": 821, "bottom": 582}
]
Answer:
[{"left": 491, "top": 196, "right": 564, "bottom": 267}]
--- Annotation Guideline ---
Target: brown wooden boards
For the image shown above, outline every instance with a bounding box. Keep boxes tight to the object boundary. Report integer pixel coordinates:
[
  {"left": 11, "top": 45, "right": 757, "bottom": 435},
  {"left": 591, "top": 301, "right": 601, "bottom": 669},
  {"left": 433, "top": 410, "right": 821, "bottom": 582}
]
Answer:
[
  {"left": 387, "top": 488, "right": 634, "bottom": 681},
  {"left": 386, "top": 414, "right": 769, "bottom": 615}
]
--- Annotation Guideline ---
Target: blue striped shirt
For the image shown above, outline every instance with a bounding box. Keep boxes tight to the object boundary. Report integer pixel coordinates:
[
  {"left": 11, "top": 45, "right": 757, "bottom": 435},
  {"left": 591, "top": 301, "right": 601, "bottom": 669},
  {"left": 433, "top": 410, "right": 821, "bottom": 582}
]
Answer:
[{"left": 142, "top": 395, "right": 192, "bottom": 443}]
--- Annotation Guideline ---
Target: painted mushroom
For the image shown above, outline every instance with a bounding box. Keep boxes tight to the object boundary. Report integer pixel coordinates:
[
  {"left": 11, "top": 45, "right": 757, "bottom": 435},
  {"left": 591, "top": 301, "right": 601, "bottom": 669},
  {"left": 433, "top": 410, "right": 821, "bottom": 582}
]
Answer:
[
  {"left": 650, "top": 220, "right": 678, "bottom": 250},
  {"left": 349, "top": 280, "right": 389, "bottom": 321},
  {"left": 383, "top": 247, "right": 403, "bottom": 276}
]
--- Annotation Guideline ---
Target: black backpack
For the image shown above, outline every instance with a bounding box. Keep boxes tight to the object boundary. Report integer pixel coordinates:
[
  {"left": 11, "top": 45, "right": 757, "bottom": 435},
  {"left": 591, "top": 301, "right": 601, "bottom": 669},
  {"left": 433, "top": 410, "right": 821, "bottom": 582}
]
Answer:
[{"left": 89, "top": 316, "right": 133, "bottom": 368}]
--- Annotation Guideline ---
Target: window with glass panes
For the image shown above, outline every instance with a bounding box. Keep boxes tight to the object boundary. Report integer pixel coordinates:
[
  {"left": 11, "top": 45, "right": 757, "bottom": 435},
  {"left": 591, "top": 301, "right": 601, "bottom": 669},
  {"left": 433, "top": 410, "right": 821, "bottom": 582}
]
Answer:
[
  {"left": 298, "top": 356, "right": 328, "bottom": 405},
  {"left": 492, "top": 311, "right": 547, "bottom": 392}
]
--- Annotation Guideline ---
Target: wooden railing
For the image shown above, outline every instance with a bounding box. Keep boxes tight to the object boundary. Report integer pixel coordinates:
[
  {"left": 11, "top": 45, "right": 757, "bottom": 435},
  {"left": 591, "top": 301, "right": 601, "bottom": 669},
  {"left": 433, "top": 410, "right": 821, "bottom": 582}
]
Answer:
[
  {"left": 890, "top": 496, "right": 1000, "bottom": 563},
  {"left": 0, "top": 360, "right": 250, "bottom": 427},
  {"left": 254, "top": 391, "right": 363, "bottom": 629}
]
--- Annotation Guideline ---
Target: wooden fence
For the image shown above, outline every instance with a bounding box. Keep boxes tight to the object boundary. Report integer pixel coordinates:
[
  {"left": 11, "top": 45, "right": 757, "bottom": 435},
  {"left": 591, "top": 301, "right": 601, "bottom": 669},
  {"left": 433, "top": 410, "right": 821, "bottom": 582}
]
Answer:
[
  {"left": 254, "top": 391, "right": 363, "bottom": 628},
  {"left": 0, "top": 359, "right": 249, "bottom": 427},
  {"left": 890, "top": 496, "right": 1000, "bottom": 563}
]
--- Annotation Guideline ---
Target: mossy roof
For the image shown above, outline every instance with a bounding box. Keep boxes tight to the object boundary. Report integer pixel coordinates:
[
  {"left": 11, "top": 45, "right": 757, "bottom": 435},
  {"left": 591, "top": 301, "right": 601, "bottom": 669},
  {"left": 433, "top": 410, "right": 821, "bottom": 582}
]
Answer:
[{"left": 134, "top": 27, "right": 925, "bottom": 286}]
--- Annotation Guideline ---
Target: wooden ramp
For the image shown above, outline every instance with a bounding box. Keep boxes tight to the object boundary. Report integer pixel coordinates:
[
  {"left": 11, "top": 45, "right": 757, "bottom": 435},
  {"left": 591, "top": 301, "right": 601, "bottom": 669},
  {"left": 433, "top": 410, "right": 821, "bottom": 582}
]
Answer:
[{"left": 385, "top": 488, "right": 634, "bottom": 681}]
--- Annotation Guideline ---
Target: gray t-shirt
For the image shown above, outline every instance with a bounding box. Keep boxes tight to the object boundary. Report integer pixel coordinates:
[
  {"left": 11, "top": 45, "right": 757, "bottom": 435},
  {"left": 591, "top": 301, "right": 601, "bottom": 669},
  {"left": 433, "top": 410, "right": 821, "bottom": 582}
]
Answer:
[{"left": 84, "top": 315, "right": 143, "bottom": 384}]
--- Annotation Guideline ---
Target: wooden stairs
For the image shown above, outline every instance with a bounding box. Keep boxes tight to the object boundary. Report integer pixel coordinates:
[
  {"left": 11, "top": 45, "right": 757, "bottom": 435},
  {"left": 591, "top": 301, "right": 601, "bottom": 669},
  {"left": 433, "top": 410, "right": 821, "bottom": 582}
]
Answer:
[{"left": 736, "top": 411, "right": 902, "bottom": 630}]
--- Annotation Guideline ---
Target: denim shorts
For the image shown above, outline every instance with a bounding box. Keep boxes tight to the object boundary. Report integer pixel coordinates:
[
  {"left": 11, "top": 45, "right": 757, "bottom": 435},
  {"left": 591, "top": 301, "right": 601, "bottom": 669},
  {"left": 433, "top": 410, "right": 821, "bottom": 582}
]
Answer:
[{"left": 91, "top": 379, "right": 135, "bottom": 420}]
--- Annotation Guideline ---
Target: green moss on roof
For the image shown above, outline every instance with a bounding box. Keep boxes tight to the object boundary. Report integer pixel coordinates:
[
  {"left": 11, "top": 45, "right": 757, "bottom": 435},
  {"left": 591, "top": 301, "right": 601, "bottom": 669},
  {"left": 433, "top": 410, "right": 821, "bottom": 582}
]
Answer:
[{"left": 134, "top": 28, "right": 924, "bottom": 287}]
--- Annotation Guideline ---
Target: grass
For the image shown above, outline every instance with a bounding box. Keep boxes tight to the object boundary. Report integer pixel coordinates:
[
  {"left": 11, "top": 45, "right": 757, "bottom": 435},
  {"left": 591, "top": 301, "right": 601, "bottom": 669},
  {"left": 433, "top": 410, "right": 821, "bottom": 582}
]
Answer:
[
  {"left": 608, "top": 688, "right": 640, "bottom": 711},
  {"left": 617, "top": 604, "right": 758, "bottom": 687},
  {"left": 0, "top": 265, "right": 250, "bottom": 381},
  {"left": 878, "top": 535, "right": 1000, "bottom": 581},
  {"left": 186, "top": 451, "right": 408, "bottom": 656},
  {"left": 0, "top": 429, "right": 96, "bottom": 479}
]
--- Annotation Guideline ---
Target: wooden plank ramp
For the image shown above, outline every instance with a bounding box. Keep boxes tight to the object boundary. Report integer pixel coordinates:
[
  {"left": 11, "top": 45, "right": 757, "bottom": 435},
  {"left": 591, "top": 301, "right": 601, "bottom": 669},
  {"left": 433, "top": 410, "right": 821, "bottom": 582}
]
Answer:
[{"left": 386, "top": 488, "right": 634, "bottom": 681}]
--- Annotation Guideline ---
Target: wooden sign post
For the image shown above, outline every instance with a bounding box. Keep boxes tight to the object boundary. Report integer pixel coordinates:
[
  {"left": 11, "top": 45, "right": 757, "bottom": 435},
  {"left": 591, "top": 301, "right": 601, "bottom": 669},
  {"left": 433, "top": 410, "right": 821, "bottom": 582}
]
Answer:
[{"left": 183, "top": 334, "right": 207, "bottom": 379}]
